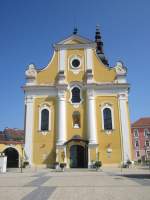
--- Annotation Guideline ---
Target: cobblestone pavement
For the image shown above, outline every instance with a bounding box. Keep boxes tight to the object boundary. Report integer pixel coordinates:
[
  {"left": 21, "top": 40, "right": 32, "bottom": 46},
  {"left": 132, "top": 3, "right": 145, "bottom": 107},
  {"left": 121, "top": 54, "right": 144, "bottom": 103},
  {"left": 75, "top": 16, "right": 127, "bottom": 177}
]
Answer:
[{"left": 0, "top": 167, "right": 150, "bottom": 200}]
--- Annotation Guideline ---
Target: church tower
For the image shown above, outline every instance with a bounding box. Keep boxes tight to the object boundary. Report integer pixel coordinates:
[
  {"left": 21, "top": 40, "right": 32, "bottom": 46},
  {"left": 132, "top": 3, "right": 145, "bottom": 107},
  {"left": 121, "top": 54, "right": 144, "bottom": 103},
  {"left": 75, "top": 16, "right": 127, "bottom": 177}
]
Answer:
[{"left": 23, "top": 27, "right": 132, "bottom": 168}]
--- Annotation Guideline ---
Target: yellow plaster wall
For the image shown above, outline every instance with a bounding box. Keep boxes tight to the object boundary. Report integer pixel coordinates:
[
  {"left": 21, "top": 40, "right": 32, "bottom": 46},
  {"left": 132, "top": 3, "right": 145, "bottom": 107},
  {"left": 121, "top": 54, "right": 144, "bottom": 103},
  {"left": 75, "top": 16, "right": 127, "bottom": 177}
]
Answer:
[
  {"left": 36, "top": 47, "right": 117, "bottom": 85},
  {"left": 36, "top": 52, "right": 58, "bottom": 85},
  {"left": 96, "top": 96, "right": 122, "bottom": 164},
  {"left": 92, "top": 51, "right": 116, "bottom": 82},
  {"left": 32, "top": 97, "right": 56, "bottom": 166}
]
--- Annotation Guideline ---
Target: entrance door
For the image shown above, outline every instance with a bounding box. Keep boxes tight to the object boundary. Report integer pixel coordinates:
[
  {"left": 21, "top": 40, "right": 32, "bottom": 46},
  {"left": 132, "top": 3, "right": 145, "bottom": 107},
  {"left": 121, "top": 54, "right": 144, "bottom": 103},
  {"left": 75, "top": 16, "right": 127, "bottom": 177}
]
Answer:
[
  {"left": 3, "top": 147, "right": 19, "bottom": 168},
  {"left": 70, "top": 145, "right": 87, "bottom": 168}
]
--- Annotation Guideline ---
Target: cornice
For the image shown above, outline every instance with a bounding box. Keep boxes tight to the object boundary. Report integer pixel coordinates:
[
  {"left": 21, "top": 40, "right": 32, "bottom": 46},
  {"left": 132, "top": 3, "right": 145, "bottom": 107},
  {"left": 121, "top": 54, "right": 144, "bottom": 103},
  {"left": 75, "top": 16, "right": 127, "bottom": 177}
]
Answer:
[{"left": 54, "top": 43, "right": 96, "bottom": 50}]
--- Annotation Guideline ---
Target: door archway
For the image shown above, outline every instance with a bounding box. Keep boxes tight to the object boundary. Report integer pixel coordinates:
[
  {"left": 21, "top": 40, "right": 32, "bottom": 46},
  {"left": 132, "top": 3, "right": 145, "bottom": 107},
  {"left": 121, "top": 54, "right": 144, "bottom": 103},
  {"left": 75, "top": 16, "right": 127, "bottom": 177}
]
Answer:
[
  {"left": 3, "top": 147, "right": 19, "bottom": 168},
  {"left": 70, "top": 145, "right": 87, "bottom": 168}
]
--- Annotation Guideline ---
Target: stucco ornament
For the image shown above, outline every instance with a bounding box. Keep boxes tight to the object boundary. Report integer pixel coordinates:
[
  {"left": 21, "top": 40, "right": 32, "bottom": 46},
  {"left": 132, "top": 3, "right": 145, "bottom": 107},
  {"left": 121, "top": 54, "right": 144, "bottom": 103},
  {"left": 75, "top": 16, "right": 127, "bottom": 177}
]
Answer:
[
  {"left": 115, "top": 61, "right": 127, "bottom": 75},
  {"left": 25, "top": 64, "right": 37, "bottom": 79}
]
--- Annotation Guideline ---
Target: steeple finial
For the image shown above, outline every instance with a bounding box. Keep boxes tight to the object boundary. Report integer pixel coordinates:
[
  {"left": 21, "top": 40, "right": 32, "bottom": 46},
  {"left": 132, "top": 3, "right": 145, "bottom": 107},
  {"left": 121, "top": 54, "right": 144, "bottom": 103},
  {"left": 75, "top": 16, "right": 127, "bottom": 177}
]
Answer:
[
  {"left": 73, "top": 27, "right": 78, "bottom": 35},
  {"left": 95, "top": 25, "right": 109, "bottom": 66}
]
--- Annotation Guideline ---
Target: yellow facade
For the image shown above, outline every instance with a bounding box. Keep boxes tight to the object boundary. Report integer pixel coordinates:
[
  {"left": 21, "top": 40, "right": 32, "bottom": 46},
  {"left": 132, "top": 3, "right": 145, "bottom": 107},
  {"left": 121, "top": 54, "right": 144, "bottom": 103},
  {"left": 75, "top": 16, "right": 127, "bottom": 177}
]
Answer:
[{"left": 24, "top": 32, "right": 132, "bottom": 168}]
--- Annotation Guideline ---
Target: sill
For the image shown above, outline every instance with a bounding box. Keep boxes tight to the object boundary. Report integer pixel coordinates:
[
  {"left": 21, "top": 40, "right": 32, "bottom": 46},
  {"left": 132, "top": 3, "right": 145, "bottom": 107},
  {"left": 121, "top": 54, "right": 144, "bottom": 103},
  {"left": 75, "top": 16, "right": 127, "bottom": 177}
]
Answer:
[
  {"left": 38, "top": 130, "right": 50, "bottom": 135},
  {"left": 102, "top": 129, "right": 114, "bottom": 135}
]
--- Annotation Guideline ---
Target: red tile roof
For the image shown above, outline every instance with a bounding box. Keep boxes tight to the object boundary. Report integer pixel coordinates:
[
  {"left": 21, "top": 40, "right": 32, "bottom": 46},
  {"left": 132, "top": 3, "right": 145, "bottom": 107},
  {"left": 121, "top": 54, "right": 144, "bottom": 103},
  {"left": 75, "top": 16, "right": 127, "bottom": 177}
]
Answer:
[{"left": 132, "top": 117, "right": 150, "bottom": 127}]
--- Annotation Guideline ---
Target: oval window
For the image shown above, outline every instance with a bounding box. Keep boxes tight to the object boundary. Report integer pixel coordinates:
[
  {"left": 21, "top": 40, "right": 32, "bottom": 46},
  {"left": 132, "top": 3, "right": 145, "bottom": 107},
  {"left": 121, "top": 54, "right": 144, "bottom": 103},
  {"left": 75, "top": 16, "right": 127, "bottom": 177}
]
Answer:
[{"left": 71, "top": 59, "right": 80, "bottom": 68}]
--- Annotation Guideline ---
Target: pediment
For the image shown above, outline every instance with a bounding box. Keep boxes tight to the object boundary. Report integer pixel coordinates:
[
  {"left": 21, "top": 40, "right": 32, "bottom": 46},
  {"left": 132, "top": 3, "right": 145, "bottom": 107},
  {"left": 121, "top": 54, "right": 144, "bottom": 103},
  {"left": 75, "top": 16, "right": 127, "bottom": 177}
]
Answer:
[{"left": 56, "top": 34, "right": 94, "bottom": 45}]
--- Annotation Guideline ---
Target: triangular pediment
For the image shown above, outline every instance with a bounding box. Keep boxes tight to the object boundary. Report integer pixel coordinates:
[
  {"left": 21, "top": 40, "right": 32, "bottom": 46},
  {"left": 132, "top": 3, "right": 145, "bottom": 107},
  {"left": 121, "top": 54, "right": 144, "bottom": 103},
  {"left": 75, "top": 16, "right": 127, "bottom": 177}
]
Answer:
[{"left": 56, "top": 34, "right": 94, "bottom": 45}]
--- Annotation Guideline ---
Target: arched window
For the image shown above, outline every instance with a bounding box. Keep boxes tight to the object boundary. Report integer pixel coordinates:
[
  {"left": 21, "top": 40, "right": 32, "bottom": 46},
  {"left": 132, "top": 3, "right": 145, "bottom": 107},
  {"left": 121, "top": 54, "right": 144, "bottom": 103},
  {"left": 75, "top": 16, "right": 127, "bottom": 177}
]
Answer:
[
  {"left": 71, "top": 87, "right": 81, "bottom": 103},
  {"left": 103, "top": 108, "right": 112, "bottom": 130},
  {"left": 41, "top": 109, "right": 49, "bottom": 131},
  {"left": 72, "top": 111, "right": 80, "bottom": 128}
]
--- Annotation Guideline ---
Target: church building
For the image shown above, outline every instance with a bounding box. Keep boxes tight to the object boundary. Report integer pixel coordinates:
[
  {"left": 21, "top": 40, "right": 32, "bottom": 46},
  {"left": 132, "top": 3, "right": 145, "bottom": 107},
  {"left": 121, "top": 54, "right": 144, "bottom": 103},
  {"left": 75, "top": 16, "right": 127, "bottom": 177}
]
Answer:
[{"left": 23, "top": 27, "right": 132, "bottom": 168}]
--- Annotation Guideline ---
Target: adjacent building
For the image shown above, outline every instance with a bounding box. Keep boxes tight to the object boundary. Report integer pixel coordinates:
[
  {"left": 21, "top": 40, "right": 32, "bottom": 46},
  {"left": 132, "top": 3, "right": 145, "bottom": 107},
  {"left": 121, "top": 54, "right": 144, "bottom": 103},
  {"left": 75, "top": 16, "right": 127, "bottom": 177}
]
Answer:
[
  {"left": 24, "top": 27, "right": 132, "bottom": 168},
  {"left": 0, "top": 128, "right": 24, "bottom": 167},
  {"left": 131, "top": 117, "right": 150, "bottom": 161}
]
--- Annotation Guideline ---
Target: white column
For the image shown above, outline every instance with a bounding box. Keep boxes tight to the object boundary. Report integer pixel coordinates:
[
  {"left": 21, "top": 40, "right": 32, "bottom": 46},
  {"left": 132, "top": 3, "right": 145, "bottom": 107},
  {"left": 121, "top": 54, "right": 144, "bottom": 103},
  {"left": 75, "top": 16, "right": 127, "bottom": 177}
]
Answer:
[
  {"left": 56, "top": 90, "right": 67, "bottom": 145},
  {"left": 119, "top": 93, "right": 132, "bottom": 163},
  {"left": 24, "top": 96, "right": 34, "bottom": 165},
  {"left": 87, "top": 92, "right": 97, "bottom": 144}
]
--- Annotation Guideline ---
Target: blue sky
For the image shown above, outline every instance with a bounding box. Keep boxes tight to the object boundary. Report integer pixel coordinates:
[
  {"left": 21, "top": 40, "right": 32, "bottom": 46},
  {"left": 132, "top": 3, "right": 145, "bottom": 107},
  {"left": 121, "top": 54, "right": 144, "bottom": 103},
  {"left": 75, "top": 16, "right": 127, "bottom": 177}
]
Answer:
[{"left": 0, "top": 0, "right": 150, "bottom": 130}]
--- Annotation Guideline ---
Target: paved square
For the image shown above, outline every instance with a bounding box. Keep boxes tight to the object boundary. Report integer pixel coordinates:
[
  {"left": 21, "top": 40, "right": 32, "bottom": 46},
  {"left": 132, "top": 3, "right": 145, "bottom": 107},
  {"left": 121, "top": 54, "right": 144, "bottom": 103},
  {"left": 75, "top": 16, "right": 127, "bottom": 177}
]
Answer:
[{"left": 0, "top": 167, "right": 150, "bottom": 200}]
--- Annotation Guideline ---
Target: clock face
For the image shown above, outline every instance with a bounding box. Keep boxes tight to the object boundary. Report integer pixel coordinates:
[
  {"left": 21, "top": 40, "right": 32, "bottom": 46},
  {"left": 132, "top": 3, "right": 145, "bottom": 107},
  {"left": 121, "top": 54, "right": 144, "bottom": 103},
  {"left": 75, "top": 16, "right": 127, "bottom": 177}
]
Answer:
[{"left": 71, "top": 58, "right": 80, "bottom": 68}]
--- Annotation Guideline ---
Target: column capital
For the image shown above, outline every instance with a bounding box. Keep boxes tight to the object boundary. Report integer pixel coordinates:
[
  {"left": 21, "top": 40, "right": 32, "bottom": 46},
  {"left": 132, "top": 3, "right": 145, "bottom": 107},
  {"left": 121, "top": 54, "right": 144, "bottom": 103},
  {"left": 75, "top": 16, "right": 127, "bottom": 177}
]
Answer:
[
  {"left": 25, "top": 96, "right": 34, "bottom": 104},
  {"left": 57, "top": 88, "right": 67, "bottom": 100},
  {"left": 118, "top": 93, "right": 128, "bottom": 100}
]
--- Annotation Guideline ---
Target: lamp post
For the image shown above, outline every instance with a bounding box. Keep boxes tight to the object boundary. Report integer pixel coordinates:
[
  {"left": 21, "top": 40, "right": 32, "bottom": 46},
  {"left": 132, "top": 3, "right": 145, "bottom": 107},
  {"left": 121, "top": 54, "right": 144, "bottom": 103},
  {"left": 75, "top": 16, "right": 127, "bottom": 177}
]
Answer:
[
  {"left": 144, "top": 145, "right": 147, "bottom": 165},
  {"left": 20, "top": 144, "right": 24, "bottom": 173}
]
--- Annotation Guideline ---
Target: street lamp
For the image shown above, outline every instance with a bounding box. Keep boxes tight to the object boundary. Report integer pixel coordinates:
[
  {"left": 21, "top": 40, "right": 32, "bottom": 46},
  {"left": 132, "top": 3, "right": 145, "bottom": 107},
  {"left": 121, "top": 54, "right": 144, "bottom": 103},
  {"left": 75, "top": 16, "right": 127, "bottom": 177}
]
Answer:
[
  {"left": 144, "top": 145, "right": 147, "bottom": 164},
  {"left": 20, "top": 144, "right": 24, "bottom": 173}
]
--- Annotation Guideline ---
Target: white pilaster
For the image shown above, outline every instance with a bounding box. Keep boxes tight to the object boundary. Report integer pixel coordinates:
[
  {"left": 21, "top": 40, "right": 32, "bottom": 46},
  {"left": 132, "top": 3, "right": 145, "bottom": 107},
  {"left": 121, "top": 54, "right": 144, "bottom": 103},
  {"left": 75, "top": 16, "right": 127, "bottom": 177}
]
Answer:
[
  {"left": 59, "top": 49, "right": 66, "bottom": 71},
  {"left": 119, "top": 93, "right": 131, "bottom": 163},
  {"left": 86, "top": 48, "right": 93, "bottom": 70},
  {"left": 24, "top": 96, "right": 34, "bottom": 165},
  {"left": 56, "top": 90, "right": 67, "bottom": 145},
  {"left": 87, "top": 89, "right": 97, "bottom": 144}
]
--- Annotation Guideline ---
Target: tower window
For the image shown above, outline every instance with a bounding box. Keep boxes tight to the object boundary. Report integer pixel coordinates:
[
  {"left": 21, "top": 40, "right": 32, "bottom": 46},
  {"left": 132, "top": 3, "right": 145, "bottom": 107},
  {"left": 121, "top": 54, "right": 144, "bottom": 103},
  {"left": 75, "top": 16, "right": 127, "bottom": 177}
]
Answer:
[
  {"left": 71, "top": 87, "right": 81, "bottom": 103},
  {"left": 72, "top": 111, "right": 80, "bottom": 128},
  {"left": 103, "top": 108, "right": 112, "bottom": 130},
  {"left": 41, "top": 109, "right": 49, "bottom": 131}
]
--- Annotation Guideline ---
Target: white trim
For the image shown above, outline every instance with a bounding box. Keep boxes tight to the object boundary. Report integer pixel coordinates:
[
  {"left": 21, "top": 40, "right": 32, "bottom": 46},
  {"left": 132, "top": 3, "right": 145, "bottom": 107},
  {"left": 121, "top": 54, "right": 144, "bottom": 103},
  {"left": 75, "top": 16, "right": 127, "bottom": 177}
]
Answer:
[
  {"left": 69, "top": 84, "right": 83, "bottom": 106},
  {"left": 59, "top": 49, "right": 66, "bottom": 71},
  {"left": 70, "top": 56, "right": 81, "bottom": 69},
  {"left": 87, "top": 92, "right": 97, "bottom": 144},
  {"left": 118, "top": 94, "right": 132, "bottom": 163},
  {"left": 101, "top": 103, "right": 114, "bottom": 132},
  {"left": 68, "top": 55, "right": 83, "bottom": 74},
  {"left": 38, "top": 104, "right": 52, "bottom": 132},
  {"left": 56, "top": 90, "right": 67, "bottom": 145},
  {"left": 85, "top": 48, "right": 93, "bottom": 70},
  {"left": 55, "top": 34, "right": 95, "bottom": 45},
  {"left": 24, "top": 96, "right": 34, "bottom": 165},
  {"left": 24, "top": 86, "right": 57, "bottom": 97}
]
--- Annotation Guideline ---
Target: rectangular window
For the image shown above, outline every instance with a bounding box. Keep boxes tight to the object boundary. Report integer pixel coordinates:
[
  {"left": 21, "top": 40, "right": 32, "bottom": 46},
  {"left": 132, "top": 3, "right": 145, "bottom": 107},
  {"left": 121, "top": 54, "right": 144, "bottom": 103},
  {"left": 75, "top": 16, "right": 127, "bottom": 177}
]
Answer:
[
  {"left": 135, "top": 140, "right": 139, "bottom": 147},
  {"left": 144, "top": 129, "right": 150, "bottom": 137},
  {"left": 145, "top": 140, "right": 150, "bottom": 147},
  {"left": 134, "top": 129, "right": 139, "bottom": 137}
]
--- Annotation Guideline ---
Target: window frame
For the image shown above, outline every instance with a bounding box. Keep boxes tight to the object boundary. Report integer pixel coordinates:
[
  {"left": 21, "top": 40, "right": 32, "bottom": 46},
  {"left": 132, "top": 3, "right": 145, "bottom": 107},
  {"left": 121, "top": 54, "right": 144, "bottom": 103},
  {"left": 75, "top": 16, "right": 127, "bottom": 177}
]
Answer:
[
  {"left": 69, "top": 85, "right": 83, "bottom": 106},
  {"left": 145, "top": 140, "right": 150, "bottom": 147},
  {"left": 144, "top": 129, "right": 150, "bottom": 137},
  {"left": 101, "top": 104, "right": 114, "bottom": 132},
  {"left": 133, "top": 129, "right": 139, "bottom": 138},
  {"left": 39, "top": 105, "right": 51, "bottom": 132}
]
